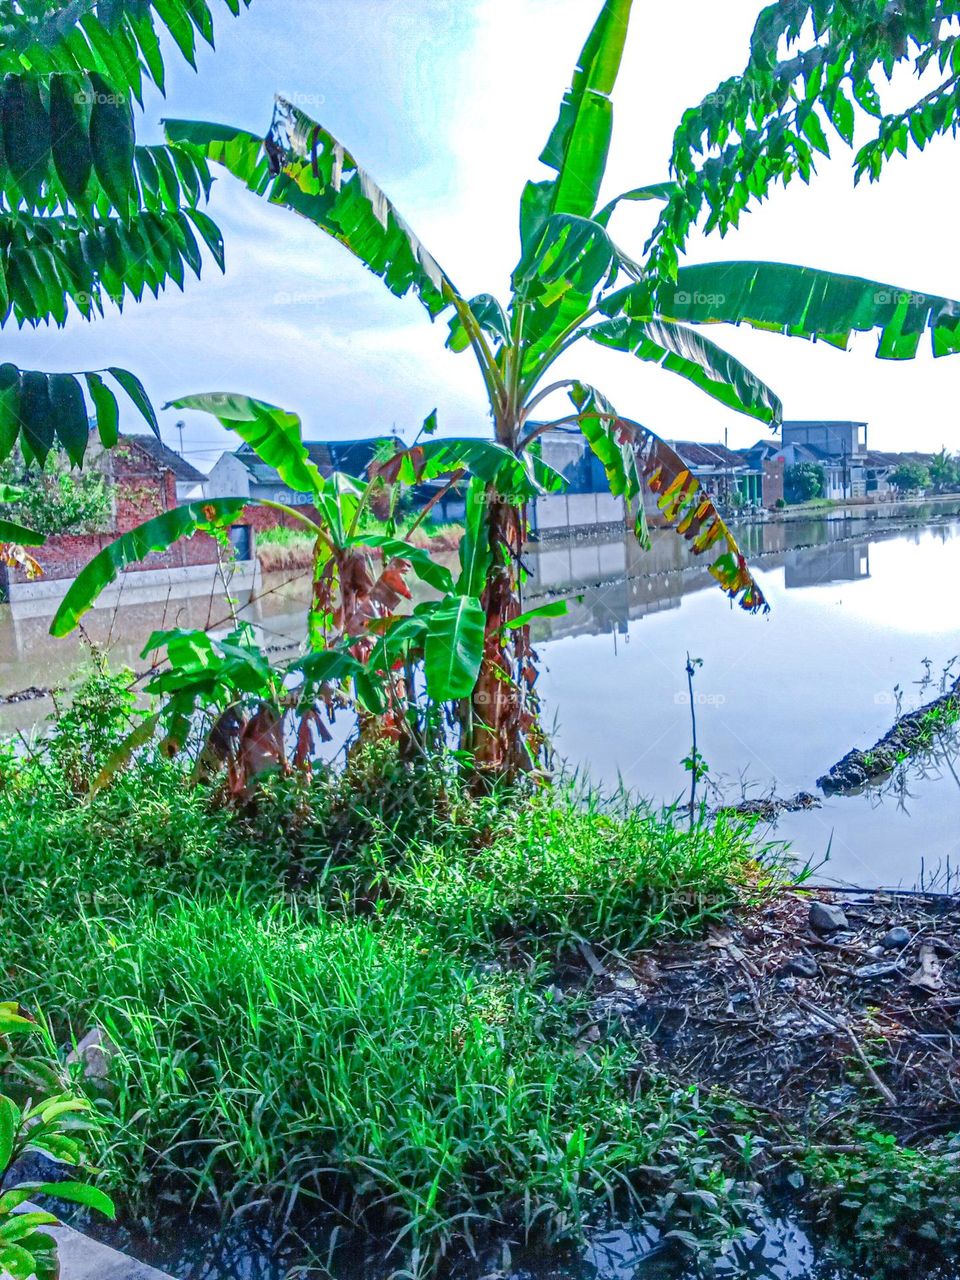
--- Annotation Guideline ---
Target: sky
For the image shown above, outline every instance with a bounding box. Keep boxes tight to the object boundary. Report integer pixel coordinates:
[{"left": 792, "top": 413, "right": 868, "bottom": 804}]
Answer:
[{"left": 6, "top": 0, "right": 960, "bottom": 468}]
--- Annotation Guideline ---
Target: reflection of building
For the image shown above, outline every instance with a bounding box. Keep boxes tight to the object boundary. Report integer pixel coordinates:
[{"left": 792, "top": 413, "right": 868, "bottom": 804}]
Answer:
[{"left": 784, "top": 543, "right": 870, "bottom": 589}]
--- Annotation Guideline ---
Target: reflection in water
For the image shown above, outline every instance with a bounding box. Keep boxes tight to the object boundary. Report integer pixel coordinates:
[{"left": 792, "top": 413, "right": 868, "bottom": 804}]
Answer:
[
  {"left": 2, "top": 506, "right": 959, "bottom": 888},
  {"left": 92, "top": 1207, "right": 823, "bottom": 1280}
]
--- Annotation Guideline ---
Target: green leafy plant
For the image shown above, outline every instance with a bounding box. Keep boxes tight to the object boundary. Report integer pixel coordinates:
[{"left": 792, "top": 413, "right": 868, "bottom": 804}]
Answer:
[
  {"left": 785, "top": 462, "right": 826, "bottom": 504},
  {"left": 889, "top": 460, "right": 932, "bottom": 493},
  {"left": 0, "top": 1002, "right": 115, "bottom": 1280},
  {"left": 157, "top": 0, "right": 960, "bottom": 778},
  {"left": 0, "top": 451, "right": 112, "bottom": 536},
  {"left": 0, "top": 1, "right": 251, "bottom": 570}
]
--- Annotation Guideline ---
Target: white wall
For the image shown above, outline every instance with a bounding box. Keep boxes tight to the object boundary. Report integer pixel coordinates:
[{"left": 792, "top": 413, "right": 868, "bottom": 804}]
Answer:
[{"left": 204, "top": 453, "right": 252, "bottom": 499}]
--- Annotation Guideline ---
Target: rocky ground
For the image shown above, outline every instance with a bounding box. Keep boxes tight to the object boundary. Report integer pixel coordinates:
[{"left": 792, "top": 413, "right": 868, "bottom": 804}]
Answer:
[{"left": 579, "top": 889, "right": 960, "bottom": 1138}]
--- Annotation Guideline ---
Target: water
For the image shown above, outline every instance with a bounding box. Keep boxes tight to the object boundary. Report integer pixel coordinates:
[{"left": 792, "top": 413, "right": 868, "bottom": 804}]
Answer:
[
  {"left": 526, "top": 504, "right": 960, "bottom": 890},
  {"left": 3, "top": 503, "right": 960, "bottom": 889}
]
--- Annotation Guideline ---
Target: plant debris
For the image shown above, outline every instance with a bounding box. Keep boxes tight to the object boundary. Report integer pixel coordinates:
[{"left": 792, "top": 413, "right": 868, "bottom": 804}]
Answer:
[{"left": 581, "top": 889, "right": 960, "bottom": 1137}]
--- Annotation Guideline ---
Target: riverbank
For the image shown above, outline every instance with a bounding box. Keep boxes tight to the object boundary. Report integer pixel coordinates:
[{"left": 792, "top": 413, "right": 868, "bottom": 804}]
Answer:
[
  {"left": 3, "top": 691, "right": 959, "bottom": 1279},
  {"left": 256, "top": 520, "right": 464, "bottom": 572}
]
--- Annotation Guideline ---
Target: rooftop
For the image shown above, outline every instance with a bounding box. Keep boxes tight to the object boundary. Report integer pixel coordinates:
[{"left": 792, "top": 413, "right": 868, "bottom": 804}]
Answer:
[{"left": 126, "top": 436, "right": 206, "bottom": 484}]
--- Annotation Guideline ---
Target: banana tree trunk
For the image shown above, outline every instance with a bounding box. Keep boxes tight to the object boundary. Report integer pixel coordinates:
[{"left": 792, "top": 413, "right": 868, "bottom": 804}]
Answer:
[{"left": 470, "top": 419, "right": 543, "bottom": 778}]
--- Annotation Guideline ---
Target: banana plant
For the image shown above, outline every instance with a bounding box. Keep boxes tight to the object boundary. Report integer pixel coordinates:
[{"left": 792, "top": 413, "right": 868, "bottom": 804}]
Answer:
[
  {"left": 48, "top": 395, "right": 483, "bottom": 749},
  {"left": 164, "top": 0, "right": 960, "bottom": 777}
]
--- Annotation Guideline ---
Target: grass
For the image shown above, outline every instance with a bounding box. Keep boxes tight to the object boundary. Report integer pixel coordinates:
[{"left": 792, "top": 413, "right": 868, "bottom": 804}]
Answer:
[
  {"left": 0, "top": 721, "right": 771, "bottom": 1267},
  {"left": 256, "top": 518, "right": 464, "bottom": 572}
]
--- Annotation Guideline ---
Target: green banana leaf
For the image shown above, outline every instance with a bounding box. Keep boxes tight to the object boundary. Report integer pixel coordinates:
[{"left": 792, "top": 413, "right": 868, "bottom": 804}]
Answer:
[
  {"left": 422, "top": 594, "right": 486, "bottom": 701},
  {"left": 658, "top": 261, "right": 960, "bottom": 359},
  {"left": 168, "top": 392, "right": 325, "bottom": 497},
  {"left": 588, "top": 315, "right": 783, "bottom": 424},
  {"left": 166, "top": 106, "right": 458, "bottom": 319}
]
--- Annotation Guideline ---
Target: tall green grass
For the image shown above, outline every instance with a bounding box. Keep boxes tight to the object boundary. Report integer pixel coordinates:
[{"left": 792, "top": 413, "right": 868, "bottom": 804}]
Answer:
[{"left": 0, "top": 737, "right": 770, "bottom": 1265}]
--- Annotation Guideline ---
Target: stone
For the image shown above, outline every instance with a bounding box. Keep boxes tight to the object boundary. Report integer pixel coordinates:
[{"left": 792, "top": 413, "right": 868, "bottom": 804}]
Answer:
[
  {"left": 66, "top": 1027, "right": 115, "bottom": 1082},
  {"left": 879, "top": 926, "right": 912, "bottom": 951},
  {"left": 809, "top": 901, "right": 848, "bottom": 934},
  {"left": 784, "top": 953, "right": 819, "bottom": 979}
]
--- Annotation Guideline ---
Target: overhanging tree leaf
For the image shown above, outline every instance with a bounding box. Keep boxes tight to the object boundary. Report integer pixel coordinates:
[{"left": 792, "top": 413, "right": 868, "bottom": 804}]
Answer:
[
  {"left": 50, "top": 498, "right": 248, "bottom": 636},
  {"left": 587, "top": 314, "right": 783, "bottom": 423},
  {"left": 657, "top": 261, "right": 960, "bottom": 359}
]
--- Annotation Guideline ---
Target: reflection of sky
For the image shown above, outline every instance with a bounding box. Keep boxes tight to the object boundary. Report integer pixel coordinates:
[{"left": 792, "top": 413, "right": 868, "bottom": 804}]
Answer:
[{"left": 535, "top": 523, "right": 960, "bottom": 889}]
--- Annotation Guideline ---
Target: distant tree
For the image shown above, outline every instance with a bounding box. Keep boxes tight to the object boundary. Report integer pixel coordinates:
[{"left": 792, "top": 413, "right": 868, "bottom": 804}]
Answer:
[
  {"left": 785, "top": 463, "right": 825, "bottom": 504},
  {"left": 889, "top": 461, "right": 931, "bottom": 494},
  {"left": 929, "top": 450, "right": 960, "bottom": 494},
  {"left": 0, "top": 452, "right": 112, "bottom": 536}
]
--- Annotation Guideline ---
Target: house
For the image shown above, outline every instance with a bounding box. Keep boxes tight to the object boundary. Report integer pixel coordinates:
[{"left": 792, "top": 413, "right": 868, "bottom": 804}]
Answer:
[
  {"left": 116, "top": 436, "right": 206, "bottom": 503},
  {"left": 669, "top": 440, "right": 768, "bottom": 507},
  {"left": 1, "top": 434, "right": 255, "bottom": 609},
  {"left": 779, "top": 421, "right": 868, "bottom": 500},
  {"left": 205, "top": 438, "right": 391, "bottom": 504},
  {"left": 863, "top": 450, "right": 936, "bottom": 498}
]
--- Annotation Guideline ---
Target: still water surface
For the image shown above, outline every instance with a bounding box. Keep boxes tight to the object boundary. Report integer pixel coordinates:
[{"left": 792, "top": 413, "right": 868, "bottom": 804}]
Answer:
[{"left": 4, "top": 502, "right": 958, "bottom": 889}]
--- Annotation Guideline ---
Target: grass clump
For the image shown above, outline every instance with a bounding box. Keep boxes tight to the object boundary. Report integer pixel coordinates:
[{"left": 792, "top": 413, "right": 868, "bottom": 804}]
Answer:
[{"left": 0, "top": 688, "right": 771, "bottom": 1268}]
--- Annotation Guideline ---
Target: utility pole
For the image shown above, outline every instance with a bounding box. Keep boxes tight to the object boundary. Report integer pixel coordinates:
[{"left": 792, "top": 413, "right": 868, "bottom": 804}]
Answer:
[{"left": 176, "top": 420, "right": 185, "bottom": 458}]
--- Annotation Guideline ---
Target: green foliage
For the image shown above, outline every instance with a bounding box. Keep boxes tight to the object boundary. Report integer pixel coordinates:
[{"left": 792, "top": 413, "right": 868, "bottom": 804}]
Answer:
[
  {"left": 0, "top": 450, "right": 112, "bottom": 535},
  {"left": 50, "top": 497, "right": 249, "bottom": 637},
  {"left": 45, "top": 654, "right": 142, "bottom": 791},
  {"left": 785, "top": 462, "right": 826, "bottom": 504},
  {"left": 803, "top": 1129, "right": 960, "bottom": 1275},
  {"left": 652, "top": 1, "right": 960, "bottom": 279},
  {"left": 0, "top": 0, "right": 248, "bottom": 469},
  {"left": 930, "top": 449, "right": 960, "bottom": 493},
  {"left": 889, "top": 460, "right": 932, "bottom": 492},
  {"left": 0, "top": 1003, "right": 114, "bottom": 1280},
  {"left": 0, "top": 733, "right": 768, "bottom": 1265}
]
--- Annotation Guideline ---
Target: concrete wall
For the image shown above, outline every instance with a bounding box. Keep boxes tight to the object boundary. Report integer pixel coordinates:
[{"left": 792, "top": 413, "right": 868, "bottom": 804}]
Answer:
[
  {"left": 532, "top": 492, "right": 626, "bottom": 534},
  {"left": 204, "top": 453, "right": 252, "bottom": 500},
  {"left": 7, "top": 558, "right": 261, "bottom": 614}
]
